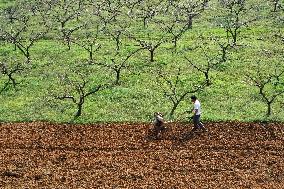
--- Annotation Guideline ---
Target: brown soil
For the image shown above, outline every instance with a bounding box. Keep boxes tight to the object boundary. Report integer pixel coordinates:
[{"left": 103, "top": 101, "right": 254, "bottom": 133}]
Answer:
[{"left": 0, "top": 121, "right": 283, "bottom": 188}]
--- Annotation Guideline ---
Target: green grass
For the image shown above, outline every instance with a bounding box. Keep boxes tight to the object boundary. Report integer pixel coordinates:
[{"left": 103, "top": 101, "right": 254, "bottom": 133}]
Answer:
[{"left": 0, "top": 0, "right": 283, "bottom": 123}]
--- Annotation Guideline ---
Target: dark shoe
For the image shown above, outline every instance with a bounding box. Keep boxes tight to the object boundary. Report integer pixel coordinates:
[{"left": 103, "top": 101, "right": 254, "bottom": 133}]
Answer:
[
  {"left": 191, "top": 128, "right": 197, "bottom": 132},
  {"left": 202, "top": 128, "right": 208, "bottom": 132}
]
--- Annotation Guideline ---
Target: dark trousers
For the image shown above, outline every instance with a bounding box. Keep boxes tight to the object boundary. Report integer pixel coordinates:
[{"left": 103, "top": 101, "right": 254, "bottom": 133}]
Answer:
[
  {"left": 152, "top": 124, "right": 166, "bottom": 139},
  {"left": 192, "top": 115, "right": 206, "bottom": 131}
]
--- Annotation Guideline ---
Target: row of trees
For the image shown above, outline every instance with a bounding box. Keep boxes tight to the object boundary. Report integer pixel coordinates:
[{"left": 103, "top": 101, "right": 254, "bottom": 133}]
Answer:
[
  {"left": 2, "top": 0, "right": 279, "bottom": 62},
  {"left": 0, "top": 0, "right": 283, "bottom": 119}
]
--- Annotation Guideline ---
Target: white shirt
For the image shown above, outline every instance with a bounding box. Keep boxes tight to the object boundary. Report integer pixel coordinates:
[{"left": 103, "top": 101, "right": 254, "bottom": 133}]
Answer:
[
  {"left": 194, "top": 100, "right": 201, "bottom": 115},
  {"left": 153, "top": 115, "right": 164, "bottom": 125}
]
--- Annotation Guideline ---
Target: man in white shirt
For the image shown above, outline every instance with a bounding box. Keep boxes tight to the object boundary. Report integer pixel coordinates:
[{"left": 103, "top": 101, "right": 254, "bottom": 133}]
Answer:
[{"left": 190, "top": 95, "right": 207, "bottom": 132}]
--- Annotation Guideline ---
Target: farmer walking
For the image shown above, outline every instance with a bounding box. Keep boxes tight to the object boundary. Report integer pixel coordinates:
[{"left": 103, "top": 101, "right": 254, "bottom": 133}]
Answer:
[{"left": 189, "top": 95, "right": 207, "bottom": 132}]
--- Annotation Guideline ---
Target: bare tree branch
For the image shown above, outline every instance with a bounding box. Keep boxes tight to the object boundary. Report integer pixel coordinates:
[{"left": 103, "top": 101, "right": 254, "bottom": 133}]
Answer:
[
  {"left": 157, "top": 67, "right": 206, "bottom": 119},
  {"left": 246, "top": 61, "right": 284, "bottom": 117}
]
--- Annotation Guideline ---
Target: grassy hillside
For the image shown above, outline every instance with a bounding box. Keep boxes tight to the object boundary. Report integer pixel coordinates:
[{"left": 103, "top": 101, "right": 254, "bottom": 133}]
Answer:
[{"left": 0, "top": 0, "right": 283, "bottom": 123}]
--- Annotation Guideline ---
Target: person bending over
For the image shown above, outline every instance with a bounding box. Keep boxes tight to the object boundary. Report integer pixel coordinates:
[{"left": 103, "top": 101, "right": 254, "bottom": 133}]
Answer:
[{"left": 152, "top": 112, "right": 166, "bottom": 139}]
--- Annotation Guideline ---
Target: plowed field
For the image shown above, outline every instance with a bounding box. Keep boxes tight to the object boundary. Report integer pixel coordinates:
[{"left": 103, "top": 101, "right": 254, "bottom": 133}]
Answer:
[{"left": 0, "top": 122, "right": 283, "bottom": 188}]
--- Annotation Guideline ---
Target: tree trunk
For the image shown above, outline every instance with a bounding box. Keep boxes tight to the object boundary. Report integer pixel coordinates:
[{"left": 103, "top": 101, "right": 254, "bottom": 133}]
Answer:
[
  {"left": 75, "top": 97, "right": 84, "bottom": 118},
  {"left": 266, "top": 102, "right": 272, "bottom": 117},
  {"left": 26, "top": 49, "right": 30, "bottom": 63},
  {"left": 232, "top": 30, "right": 237, "bottom": 46},
  {"left": 89, "top": 45, "right": 93, "bottom": 61},
  {"left": 169, "top": 102, "right": 179, "bottom": 119},
  {"left": 273, "top": 0, "right": 280, "bottom": 12},
  {"left": 273, "top": 2, "right": 277, "bottom": 12},
  {"left": 89, "top": 50, "right": 93, "bottom": 62},
  {"left": 205, "top": 72, "right": 210, "bottom": 86},
  {"left": 75, "top": 103, "right": 83, "bottom": 118},
  {"left": 143, "top": 17, "right": 147, "bottom": 28},
  {"left": 221, "top": 47, "right": 227, "bottom": 62},
  {"left": 8, "top": 74, "right": 17, "bottom": 88},
  {"left": 114, "top": 70, "right": 120, "bottom": 85},
  {"left": 187, "top": 16, "right": 193, "bottom": 29},
  {"left": 150, "top": 50, "right": 154, "bottom": 62},
  {"left": 116, "top": 38, "right": 120, "bottom": 51}
]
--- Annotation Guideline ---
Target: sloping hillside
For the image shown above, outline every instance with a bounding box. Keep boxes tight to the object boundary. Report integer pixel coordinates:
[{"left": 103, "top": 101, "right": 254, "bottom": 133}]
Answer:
[{"left": 0, "top": 122, "right": 283, "bottom": 188}]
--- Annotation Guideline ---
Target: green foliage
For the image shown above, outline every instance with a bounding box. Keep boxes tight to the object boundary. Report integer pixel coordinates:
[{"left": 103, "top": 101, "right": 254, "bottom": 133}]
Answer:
[{"left": 0, "top": 0, "right": 283, "bottom": 123}]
